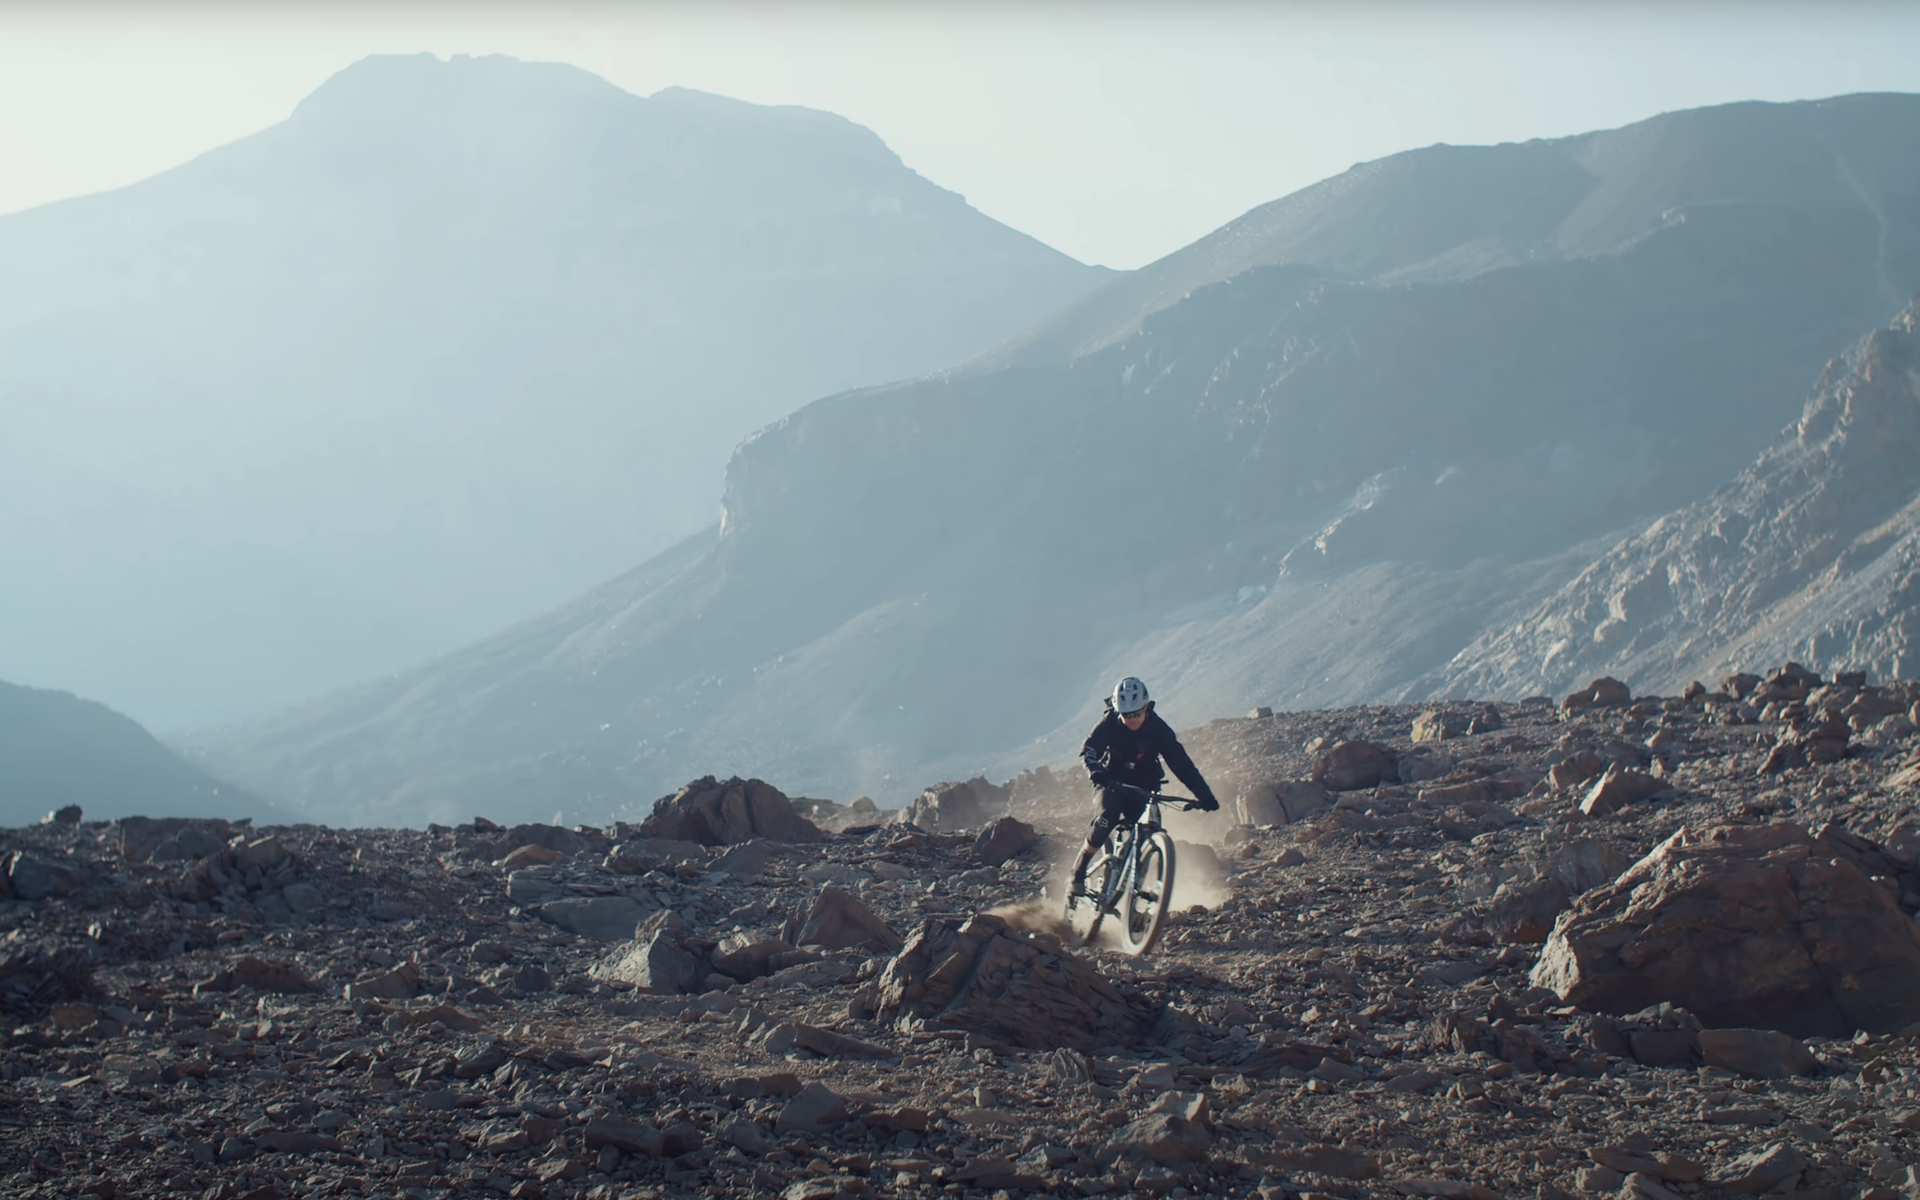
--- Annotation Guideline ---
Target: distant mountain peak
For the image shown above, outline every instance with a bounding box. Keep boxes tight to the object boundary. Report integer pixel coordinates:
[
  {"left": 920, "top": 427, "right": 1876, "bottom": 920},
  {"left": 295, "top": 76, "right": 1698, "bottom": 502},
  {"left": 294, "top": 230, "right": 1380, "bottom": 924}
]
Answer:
[{"left": 291, "top": 52, "right": 627, "bottom": 124}]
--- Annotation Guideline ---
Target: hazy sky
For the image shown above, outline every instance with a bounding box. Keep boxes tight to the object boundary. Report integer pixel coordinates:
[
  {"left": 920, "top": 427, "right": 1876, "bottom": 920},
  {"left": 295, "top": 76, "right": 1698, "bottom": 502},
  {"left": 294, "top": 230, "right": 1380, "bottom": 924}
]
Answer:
[{"left": 6, "top": 2, "right": 1920, "bottom": 269}]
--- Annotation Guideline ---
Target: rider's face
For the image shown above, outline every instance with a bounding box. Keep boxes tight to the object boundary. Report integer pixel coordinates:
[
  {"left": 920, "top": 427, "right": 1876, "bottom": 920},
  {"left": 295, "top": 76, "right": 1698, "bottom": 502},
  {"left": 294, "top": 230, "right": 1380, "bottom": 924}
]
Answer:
[{"left": 1121, "top": 708, "right": 1148, "bottom": 729}]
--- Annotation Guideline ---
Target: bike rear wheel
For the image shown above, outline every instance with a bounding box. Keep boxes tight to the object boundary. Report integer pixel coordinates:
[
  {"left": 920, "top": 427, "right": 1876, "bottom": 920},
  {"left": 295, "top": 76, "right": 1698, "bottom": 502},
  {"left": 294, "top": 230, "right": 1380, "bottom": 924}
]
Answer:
[
  {"left": 1064, "top": 847, "right": 1119, "bottom": 946},
  {"left": 1118, "top": 831, "right": 1176, "bottom": 955}
]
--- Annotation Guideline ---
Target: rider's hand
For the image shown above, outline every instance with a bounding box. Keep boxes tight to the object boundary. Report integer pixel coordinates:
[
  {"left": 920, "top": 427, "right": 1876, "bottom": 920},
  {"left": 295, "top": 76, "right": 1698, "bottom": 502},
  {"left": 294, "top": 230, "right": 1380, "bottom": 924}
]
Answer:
[
  {"left": 1194, "top": 796, "right": 1220, "bottom": 812},
  {"left": 1089, "top": 770, "right": 1114, "bottom": 788}
]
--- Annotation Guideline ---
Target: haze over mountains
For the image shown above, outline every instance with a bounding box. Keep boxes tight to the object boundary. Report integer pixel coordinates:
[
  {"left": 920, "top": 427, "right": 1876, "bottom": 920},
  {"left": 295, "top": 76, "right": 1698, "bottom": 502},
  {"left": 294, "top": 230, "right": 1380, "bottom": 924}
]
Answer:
[
  {"left": 191, "top": 92, "right": 1920, "bottom": 828},
  {"left": 0, "top": 680, "right": 262, "bottom": 827},
  {"left": 1442, "top": 300, "right": 1920, "bottom": 700},
  {"left": 0, "top": 53, "right": 1109, "bottom": 728}
]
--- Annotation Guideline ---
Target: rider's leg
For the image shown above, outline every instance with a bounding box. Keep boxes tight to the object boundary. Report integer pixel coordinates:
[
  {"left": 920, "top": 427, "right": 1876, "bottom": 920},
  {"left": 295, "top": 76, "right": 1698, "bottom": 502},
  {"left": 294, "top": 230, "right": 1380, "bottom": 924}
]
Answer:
[{"left": 1071, "top": 786, "right": 1141, "bottom": 895}]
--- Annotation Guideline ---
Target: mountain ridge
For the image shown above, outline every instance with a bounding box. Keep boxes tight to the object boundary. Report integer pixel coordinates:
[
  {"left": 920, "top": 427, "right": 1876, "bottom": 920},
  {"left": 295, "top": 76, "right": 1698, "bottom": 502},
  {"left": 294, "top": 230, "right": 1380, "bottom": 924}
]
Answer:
[
  {"left": 1433, "top": 299, "right": 1920, "bottom": 700},
  {"left": 192, "top": 90, "right": 1920, "bottom": 826},
  {"left": 0, "top": 52, "right": 1111, "bottom": 730}
]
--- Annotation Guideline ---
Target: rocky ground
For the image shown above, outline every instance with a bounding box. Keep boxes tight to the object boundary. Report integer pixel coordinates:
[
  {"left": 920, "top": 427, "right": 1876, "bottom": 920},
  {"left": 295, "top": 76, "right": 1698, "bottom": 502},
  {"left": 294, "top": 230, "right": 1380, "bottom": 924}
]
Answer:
[{"left": 5, "top": 666, "right": 1920, "bottom": 1200}]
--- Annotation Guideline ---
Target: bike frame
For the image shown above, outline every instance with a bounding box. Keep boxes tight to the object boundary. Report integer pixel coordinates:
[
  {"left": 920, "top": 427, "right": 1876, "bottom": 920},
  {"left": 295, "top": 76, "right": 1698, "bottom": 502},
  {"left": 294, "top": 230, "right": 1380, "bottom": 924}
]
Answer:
[
  {"left": 1094, "top": 788, "right": 1170, "bottom": 907},
  {"left": 1069, "top": 785, "right": 1196, "bottom": 954}
]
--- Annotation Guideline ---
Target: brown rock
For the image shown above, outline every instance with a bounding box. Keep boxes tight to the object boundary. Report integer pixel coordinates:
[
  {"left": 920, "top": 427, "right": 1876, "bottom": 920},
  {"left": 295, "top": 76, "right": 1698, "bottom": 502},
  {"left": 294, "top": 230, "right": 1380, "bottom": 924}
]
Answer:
[
  {"left": 776, "top": 1082, "right": 851, "bottom": 1133},
  {"left": 343, "top": 961, "right": 422, "bottom": 1001},
  {"left": 1547, "top": 750, "right": 1606, "bottom": 792},
  {"left": 1412, "top": 710, "right": 1468, "bottom": 742},
  {"left": 1278, "top": 1147, "right": 1381, "bottom": 1179},
  {"left": 1712, "top": 1144, "right": 1806, "bottom": 1194},
  {"left": 873, "top": 913, "right": 1157, "bottom": 1052},
  {"left": 709, "top": 932, "right": 795, "bottom": 982},
  {"left": 1312, "top": 740, "right": 1393, "bottom": 791},
  {"left": 1236, "top": 780, "right": 1330, "bottom": 826},
  {"left": 898, "top": 777, "right": 1009, "bottom": 833},
  {"left": 498, "top": 844, "right": 565, "bottom": 869},
  {"left": 1106, "top": 1111, "right": 1210, "bottom": 1165},
  {"left": 583, "top": 1118, "right": 665, "bottom": 1157},
  {"left": 638, "top": 776, "right": 822, "bottom": 846},
  {"left": 1628, "top": 1029, "right": 1695, "bottom": 1067},
  {"left": 1532, "top": 822, "right": 1920, "bottom": 1036},
  {"left": 231, "top": 836, "right": 288, "bottom": 872},
  {"left": 1579, "top": 764, "right": 1667, "bottom": 816},
  {"left": 971, "top": 816, "right": 1040, "bottom": 866},
  {"left": 1564, "top": 677, "right": 1633, "bottom": 715},
  {"left": 792, "top": 886, "right": 902, "bottom": 953},
  {"left": 591, "top": 911, "right": 702, "bottom": 993},
  {"left": 1696, "top": 1027, "right": 1817, "bottom": 1078},
  {"left": 761, "top": 1021, "right": 894, "bottom": 1059}
]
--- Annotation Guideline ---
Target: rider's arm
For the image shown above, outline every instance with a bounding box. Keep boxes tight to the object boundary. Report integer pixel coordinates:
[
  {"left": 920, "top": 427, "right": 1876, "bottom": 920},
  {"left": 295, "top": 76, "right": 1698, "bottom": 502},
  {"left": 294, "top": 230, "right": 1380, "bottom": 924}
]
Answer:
[
  {"left": 1158, "top": 726, "right": 1220, "bottom": 809},
  {"left": 1081, "top": 718, "right": 1115, "bottom": 786}
]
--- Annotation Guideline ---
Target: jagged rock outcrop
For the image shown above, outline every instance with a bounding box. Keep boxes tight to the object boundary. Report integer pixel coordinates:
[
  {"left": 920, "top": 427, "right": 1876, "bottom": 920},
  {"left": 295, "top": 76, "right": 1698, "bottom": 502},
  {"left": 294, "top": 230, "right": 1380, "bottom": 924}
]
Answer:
[
  {"left": 1533, "top": 821, "right": 1920, "bottom": 1036},
  {"left": 873, "top": 913, "right": 1158, "bottom": 1052},
  {"left": 897, "top": 778, "right": 1010, "bottom": 834},
  {"left": 787, "top": 887, "right": 902, "bottom": 954},
  {"left": 637, "top": 777, "right": 821, "bottom": 847},
  {"left": 1447, "top": 302, "right": 1920, "bottom": 699}
]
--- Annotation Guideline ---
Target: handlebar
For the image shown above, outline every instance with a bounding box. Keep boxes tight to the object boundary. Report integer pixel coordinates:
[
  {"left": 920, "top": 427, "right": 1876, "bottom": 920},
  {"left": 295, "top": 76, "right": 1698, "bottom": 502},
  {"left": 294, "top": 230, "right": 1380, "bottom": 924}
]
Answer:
[{"left": 1111, "top": 783, "right": 1207, "bottom": 811}]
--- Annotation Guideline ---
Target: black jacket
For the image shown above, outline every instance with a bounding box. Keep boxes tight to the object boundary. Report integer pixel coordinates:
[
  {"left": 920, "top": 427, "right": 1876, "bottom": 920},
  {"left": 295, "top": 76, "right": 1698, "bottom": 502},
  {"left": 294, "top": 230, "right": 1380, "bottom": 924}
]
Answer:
[{"left": 1080, "top": 702, "right": 1218, "bottom": 807}]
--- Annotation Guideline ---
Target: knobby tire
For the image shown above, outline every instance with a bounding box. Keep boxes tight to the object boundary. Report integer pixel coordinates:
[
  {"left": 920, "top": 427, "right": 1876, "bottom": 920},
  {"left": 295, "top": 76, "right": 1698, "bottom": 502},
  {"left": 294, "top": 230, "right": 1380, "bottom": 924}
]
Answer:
[{"left": 1118, "top": 831, "right": 1176, "bottom": 956}]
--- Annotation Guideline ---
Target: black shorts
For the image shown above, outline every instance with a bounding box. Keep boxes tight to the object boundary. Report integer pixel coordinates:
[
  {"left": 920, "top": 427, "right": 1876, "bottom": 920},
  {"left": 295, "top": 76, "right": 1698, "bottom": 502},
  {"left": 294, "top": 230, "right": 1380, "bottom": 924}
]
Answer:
[{"left": 1093, "top": 784, "right": 1150, "bottom": 832}]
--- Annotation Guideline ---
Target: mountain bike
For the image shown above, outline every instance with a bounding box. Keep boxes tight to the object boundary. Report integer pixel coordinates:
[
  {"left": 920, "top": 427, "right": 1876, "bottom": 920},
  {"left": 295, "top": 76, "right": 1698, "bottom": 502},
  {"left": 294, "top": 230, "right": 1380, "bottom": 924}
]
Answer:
[{"left": 1062, "top": 786, "right": 1198, "bottom": 956}]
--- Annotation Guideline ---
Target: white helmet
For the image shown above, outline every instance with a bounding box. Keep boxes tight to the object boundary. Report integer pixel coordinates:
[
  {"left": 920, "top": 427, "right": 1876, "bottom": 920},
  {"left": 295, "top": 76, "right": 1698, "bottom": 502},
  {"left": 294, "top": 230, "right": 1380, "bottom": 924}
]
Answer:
[{"left": 1112, "top": 676, "right": 1150, "bottom": 715}]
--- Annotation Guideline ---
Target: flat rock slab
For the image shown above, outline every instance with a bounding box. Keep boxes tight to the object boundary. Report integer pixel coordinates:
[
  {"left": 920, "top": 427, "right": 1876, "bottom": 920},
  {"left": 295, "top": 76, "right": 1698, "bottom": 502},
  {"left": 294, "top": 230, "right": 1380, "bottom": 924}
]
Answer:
[{"left": 533, "top": 894, "right": 652, "bottom": 941}]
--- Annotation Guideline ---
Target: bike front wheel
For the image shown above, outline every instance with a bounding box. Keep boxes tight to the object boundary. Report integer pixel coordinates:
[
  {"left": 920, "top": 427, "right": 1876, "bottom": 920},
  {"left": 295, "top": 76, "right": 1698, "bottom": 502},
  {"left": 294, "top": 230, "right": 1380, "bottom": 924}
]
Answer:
[
  {"left": 1118, "top": 831, "right": 1176, "bottom": 956},
  {"left": 1064, "top": 847, "right": 1118, "bottom": 947}
]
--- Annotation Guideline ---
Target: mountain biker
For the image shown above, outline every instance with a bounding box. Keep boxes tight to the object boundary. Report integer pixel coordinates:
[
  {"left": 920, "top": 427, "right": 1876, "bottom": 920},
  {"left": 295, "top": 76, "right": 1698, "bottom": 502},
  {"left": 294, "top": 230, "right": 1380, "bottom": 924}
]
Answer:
[{"left": 1069, "top": 676, "right": 1220, "bottom": 897}]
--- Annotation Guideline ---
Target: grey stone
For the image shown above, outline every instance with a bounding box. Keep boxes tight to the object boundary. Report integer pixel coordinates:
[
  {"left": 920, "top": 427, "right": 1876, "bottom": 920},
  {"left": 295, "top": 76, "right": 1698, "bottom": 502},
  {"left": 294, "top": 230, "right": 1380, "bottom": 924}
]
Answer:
[
  {"left": 1712, "top": 1144, "right": 1806, "bottom": 1194},
  {"left": 6, "top": 851, "right": 82, "bottom": 901},
  {"left": 1106, "top": 1111, "right": 1210, "bottom": 1165},
  {"left": 583, "top": 1117, "right": 665, "bottom": 1157},
  {"left": 591, "top": 911, "right": 701, "bottom": 993},
  {"left": 777, "top": 1082, "right": 851, "bottom": 1133},
  {"left": 281, "top": 881, "right": 325, "bottom": 913},
  {"left": 793, "top": 886, "right": 902, "bottom": 953},
  {"left": 1696, "top": 1027, "right": 1817, "bottom": 1078},
  {"left": 533, "top": 895, "right": 651, "bottom": 941},
  {"left": 343, "top": 962, "right": 422, "bottom": 1001}
]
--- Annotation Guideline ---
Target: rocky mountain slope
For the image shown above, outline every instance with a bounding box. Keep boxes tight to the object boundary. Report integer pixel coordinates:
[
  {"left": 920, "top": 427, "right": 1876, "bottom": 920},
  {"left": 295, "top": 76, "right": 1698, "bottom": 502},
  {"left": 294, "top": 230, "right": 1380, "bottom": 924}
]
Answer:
[
  {"left": 0, "top": 52, "right": 1109, "bottom": 728},
  {"left": 1436, "top": 300, "right": 1920, "bottom": 700},
  {"left": 193, "top": 93, "right": 1920, "bottom": 827},
  {"left": 10, "top": 673, "right": 1920, "bottom": 1200},
  {"left": 0, "top": 680, "right": 263, "bottom": 827}
]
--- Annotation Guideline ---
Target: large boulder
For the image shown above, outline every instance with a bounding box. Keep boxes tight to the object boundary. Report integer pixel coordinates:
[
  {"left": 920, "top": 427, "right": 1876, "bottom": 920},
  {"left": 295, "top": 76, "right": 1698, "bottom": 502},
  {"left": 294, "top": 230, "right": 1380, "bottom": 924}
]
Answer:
[
  {"left": 789, "top": 887, "right": 902, "bottom": 953},
  {"left": 873, "top": 913, "right": 1158, "bottom": 1052},
  {"left": 1563, "top": 676, "right": 1633, "bottom": 716},
  {"left": 897, "top": 777, "right": 1009, "bottom": 833},
  {"left": 533, "top": 895, "right": 654, "bottom": 941},
  {"left": 1532, "top": 822, "right": 1920, "bottom": 1036},
  {"left": 971, "top": 817, "right": 1040, "bottom": 866},
  {"left": 1579, "top": 765, "right": 1669, "bottom": 816},
  {"left": 592, "top": 911, "right": 704, "bottom": 994},
  {"left": 1311, "top": 741, "right": 1393, "bottom": 792},
  {"left": 1236, "top": 780, "right": 1330, "bottom": 826},
  {"left": 638, "top": 777, "right": 822, "bottom": 846},
  {"left": 115, "top": 816, "right": 239, "bottom": 864},
  {"left": 6, "top": 852, "right": 87, "bottom": 901}
]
